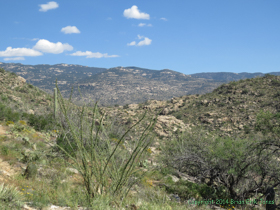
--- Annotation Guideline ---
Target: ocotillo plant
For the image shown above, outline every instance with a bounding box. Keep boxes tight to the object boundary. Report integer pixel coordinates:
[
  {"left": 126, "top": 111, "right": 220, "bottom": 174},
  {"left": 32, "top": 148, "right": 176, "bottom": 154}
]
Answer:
[{"left": 54, "top": 87, "right": 58, "bottom": 119}]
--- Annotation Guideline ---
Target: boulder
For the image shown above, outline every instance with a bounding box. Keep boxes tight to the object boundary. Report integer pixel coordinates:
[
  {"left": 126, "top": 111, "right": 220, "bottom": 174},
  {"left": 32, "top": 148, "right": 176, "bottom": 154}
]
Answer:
[
  {"left": 160, "top": 108, "right": 169, "bottom": 115},
  {"left": 27, "top": 109, "right": 35, "bottom": 115},
  {"left": 17, "top": 76, "right": 26, "bottom": 84}
]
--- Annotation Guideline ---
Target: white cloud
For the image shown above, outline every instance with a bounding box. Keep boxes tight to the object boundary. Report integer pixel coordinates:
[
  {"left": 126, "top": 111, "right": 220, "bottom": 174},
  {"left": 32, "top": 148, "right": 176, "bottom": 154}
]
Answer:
[
  {"left": 160, "top": 17, "right": 168, "bottom": 21},
  {"left": 70, "top": 51, "right": 119, "bottom": 58},
  {"left": 4, "top": 57, "right": 25, "bottom": 61},
  {"left": 0, "top": 47, "right": 42, "bottom": 57},
  {"left": 128, "top": 35, "right": 152, "bottom": 46},
  {"left": 61, "top": 26, "right": 81, "bottom": 34},
  {"left": 123, "top": 5, "right": 150, "bottom": 19},
  {"left": 39, "top": 1, "right": 59, "bottom": 12},
  {"left": 137, "top": 37, "right": 152, "bottom": 46},
  {"left": 138, "top": 23, "right": 152, "bottom": 27},
  {"left": 33, "top": 39, "right": 73, "bottom": 54},
  {"left": 137, "top": 35, "right": 144, "bottom": 39},
  {"left": 127, "top": 41, "right": 136, "bottom": 46}
]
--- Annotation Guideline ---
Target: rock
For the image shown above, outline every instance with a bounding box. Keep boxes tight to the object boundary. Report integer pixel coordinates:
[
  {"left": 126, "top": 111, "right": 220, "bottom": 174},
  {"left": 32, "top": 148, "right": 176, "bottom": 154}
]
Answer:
[
  {"left": 169, "top": 175, "right": 180, "bottom": 182},
  {"left": 22, "top": 204, "right": 37, "bottom": 210},
  {"left": 66, "top": 167, "right": 79, "bottom": 174},
  {"left": 128, "top": 104, "right": 139, "bottom": 109},
  {"left": 27, "top": 109, "right": 34, "bottom": 115},
  {"left": 17, "top": 76, "right": 26, "bottom": 84},
  {"left": 199, "top": 116, "right": 214, "bottom": 124},
  {"left": 8, "top": 95, "right": 22, "bottom": 103},
  {"left": 160, "top": 108, "right": 169, "bottom": 115}
]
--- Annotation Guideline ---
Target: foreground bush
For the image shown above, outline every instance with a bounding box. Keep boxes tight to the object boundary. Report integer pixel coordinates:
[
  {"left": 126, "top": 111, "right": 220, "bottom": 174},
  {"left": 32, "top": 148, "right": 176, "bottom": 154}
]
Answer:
[
  {"left": 161, "top": 127, "right": 280, "bottom": 208},
  {"left": 54, "top": 84, "right": 160, "bottom": 207}
]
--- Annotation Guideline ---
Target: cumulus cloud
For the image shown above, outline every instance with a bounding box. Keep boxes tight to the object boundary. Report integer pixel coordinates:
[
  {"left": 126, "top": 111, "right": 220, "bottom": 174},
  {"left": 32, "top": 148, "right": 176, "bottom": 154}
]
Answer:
[
  {"left": 138, "top": 23, "right": 152, "bottom": 27},
  {"left": 123, "top": 5, "right": 150, "bottom": 19},
  {"left": 127, "top": 35, "right": 152, "bottom": 46},
  {"left": 70, "top": 51, "right": 119, "bottom": 58},
  {"left": 0, "top": 47, "right": 42, "bottom": 57},
  {"left": 61, "top": 26, "right": 81, "bottom": 34},
  {"left": 160, "top": 17, "right": 168, "bottom": 21},
  {"left": 127, "top": 41, "right": 136, "bottom": 46},
  {"left": 4, "top": 57, "right": 25, "bottom": 61},
  {"left": 33, "top": 39, "right": 73, "bottom": 54},
  {"left": 137, "top": 37, "right": 152, "bottom": 46},
  {"left": 39, "top": 1, "right": 59, "bottom": 12}
]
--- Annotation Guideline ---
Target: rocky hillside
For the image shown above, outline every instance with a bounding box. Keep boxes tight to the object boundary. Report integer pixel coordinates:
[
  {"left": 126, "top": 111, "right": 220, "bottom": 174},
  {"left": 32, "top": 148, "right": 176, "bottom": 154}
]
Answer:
[
  {"left": 0, "top": 67, "right": 280, "bottom": 209},
  {"left": 98, "top": 74, "right": 280, "bottom": 141}
]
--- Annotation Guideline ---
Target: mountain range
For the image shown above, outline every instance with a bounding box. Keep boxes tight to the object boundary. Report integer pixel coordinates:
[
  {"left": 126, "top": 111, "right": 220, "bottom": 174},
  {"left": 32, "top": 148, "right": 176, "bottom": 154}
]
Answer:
[{"left": 1, "top": 62, "right": 279, "bottom": 106}]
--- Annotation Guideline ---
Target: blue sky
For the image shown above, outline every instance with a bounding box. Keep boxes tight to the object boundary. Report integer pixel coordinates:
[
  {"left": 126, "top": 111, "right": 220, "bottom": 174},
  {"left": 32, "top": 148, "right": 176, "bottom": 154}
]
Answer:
[{"left": 0, "top": 0, "right": 279, "bottom": 74}]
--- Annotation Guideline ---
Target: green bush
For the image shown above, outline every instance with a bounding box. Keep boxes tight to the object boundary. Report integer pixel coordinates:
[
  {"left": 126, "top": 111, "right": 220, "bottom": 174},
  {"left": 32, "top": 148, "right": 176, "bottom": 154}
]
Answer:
[
  {"left": 0, "top": 68, "right": 5, "bottom": 73},
  {"left": 164, "top": 180, "right": 228, "bottom": 202},
  {"left": 56, "top": 132, "right": 78, "bottom": 158},
  {"left": 0, "top": 183, "right": 24, "bottom": 208},
  {"left": 161, "top": 128, "right": 280, "bottom": 205},
  {"left": 271, "top": 79, "right": 280, "bottom": 87},
  {"left": 27, "top": 113, "right": 55, "bottom": 131},
  {"left": 28, "top": 84, "right": 34, "bottom": 89},
  {"left": 24, "top": 163, "right": 38, "bottom": 180},
  {"left": 10, "top": 72, "right": 17, "bottom": 77},
  {"left": 241, "top": 89, "right": 249, "bottom": 94},
  {"left": 1, "top": 146, "right": 9, "bottom": 156}
]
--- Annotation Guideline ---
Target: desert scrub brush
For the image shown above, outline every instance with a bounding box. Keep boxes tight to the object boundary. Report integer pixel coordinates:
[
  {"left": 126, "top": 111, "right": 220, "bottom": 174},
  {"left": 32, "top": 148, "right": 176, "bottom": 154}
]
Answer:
[{"left": 0, "top": 183, "right": 25, "bottom": 208}]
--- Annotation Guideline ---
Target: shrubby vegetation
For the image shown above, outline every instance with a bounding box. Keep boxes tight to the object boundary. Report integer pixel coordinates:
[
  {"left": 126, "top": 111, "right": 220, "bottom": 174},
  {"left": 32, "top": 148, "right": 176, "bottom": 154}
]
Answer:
[
  {"left": 0, "top": 101, "right": 57, "bottom": 131},
  {"left": 161, "top": 109, "right": 280, "bottom": 208}
]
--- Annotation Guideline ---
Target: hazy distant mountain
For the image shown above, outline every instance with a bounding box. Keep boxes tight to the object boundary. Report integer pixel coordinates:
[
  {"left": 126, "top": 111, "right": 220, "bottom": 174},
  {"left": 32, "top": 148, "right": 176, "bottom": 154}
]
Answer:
[
  {"left": 191, "top": 72, "right": 280, "bottom": 81},
  {"left": 0, "top": 62, "right": 279, "bottom": 106}
]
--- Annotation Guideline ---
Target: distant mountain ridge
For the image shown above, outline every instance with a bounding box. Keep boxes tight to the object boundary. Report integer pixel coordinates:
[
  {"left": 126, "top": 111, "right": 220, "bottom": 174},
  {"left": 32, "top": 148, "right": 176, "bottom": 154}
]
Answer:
[{"left": 0, "top": 62, "right": 279, "bottom": 106}]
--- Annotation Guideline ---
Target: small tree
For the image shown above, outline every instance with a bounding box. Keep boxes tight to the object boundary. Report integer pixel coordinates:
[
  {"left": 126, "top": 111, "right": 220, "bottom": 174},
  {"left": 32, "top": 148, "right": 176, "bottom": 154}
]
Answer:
[{"left": 162, "top": 128, "right": 280, "bottom": 207}]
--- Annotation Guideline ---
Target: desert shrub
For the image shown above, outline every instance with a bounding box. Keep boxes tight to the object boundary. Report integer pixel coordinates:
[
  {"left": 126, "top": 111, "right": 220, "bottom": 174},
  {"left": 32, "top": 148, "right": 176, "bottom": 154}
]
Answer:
[
  {"left": 161, "top": 128, "right": 280, "bottom": 207},
  {"left": 258, "top": 90, "right": 265, "bottom": 97},
  {"left": 1, "top": 94, "right": 8, "bottom": 102},
  {"left": 27, "top": 113, "right": 56, "bottom": 131},
  {"left": 1, "top": 145, "right": 10, "bottom": 156},
  {"left": 255, "top": 110, "right": 280, "bottom": 135},
  {"left": 241, "top": 89, "right": 249, "bottom": 94},
  {"left": 271, "top": 79, "right": 280, "bottom": 87},
  {"left": 0, "top": 183, "right": 24, "bottom": 208},
  {"left": 175, "top": 113, "right": 182, "bottom": 120},
  {"left": 28, "top": 84, "right": 34, "bottom": 89},
  {"left": 56, "top": 132, "right": 78, "bottom": 158},
  {"left": 0, "top": 106, "right": 20, "bottom": 122},
  {"left": 10, "top": 72, "right": 17, "bottom": 77},
  {"left": 163, "top": 180, "right": 228, "bottom": 202},
  {"left": 274, "top": 92, "right": 280, "bottom": 98},
  {"left": 24, "top": 162, "right": 38, "bottom": 180},
  {"left": 53, "top": 82, "right": 159, "bottom": 207},
  {"left": 0, "top": 68, "right": 5, "bottom": 73},
  {"left": 123, "top": 104, "right": 129, "bottom": 109}
]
